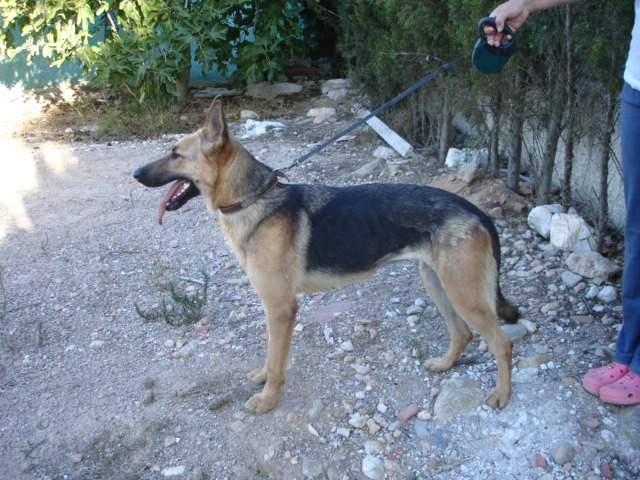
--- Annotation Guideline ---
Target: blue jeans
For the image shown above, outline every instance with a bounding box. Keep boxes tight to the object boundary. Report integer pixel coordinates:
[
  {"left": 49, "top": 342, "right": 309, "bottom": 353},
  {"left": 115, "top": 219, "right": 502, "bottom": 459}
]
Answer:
[{"left": 615, "top": 82, "right": 640, "bottom": 375}]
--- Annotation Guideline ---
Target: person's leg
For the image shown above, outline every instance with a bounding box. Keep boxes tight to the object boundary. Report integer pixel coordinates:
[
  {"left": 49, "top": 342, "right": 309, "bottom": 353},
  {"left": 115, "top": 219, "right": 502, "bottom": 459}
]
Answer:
[
  {"left": 614, "top": 83, "right": 640, "bottom": 375},
  {"left": 597, "top": 83, "right": 640, "bottom": 405}
]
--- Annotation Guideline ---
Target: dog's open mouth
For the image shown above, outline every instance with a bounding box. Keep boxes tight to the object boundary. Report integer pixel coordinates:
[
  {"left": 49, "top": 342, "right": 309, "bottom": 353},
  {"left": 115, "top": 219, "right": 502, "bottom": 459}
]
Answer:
[{"left": 157, "top": 179, "right": 200, "bottom": 225}]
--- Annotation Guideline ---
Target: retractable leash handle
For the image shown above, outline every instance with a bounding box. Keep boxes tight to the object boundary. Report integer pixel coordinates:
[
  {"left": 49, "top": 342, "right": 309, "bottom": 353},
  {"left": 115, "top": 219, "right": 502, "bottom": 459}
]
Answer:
[{"left": 472, "top": 17, "right": 517, "bottom": 74}]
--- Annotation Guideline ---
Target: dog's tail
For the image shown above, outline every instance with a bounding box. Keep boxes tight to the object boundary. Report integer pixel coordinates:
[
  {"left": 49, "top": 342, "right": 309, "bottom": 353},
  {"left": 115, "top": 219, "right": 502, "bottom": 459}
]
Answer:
[{"left": 497, "top": 288, "right": 520, "bottom": 324}]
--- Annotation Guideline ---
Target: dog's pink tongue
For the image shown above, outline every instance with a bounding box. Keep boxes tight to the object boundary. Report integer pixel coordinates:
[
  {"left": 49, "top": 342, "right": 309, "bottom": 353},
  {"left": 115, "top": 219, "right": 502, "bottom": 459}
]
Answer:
[{"left": 157, "top": 180, "right": 187, "bottom": 225}]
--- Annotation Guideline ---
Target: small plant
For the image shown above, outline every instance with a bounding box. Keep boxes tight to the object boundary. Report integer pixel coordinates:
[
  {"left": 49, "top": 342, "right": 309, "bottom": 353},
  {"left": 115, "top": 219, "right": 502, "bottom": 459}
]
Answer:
[
  {"left": 0, "top": 267, "right": 12, "bottom": 352},
  {"left": 40, "top": 232, "right": 49, "bottom": 255},
  {"left": 0, "top": 267, "right": 6, "bottom": 322},
  {"left": 135, "top": 272, "right": 209, "bottom": 327},
  {"left": 408, "top": 338, "right": 429, "bottom": 360},
  {"left": 36, "top": 319, "right": 46, "bottom": 348}
]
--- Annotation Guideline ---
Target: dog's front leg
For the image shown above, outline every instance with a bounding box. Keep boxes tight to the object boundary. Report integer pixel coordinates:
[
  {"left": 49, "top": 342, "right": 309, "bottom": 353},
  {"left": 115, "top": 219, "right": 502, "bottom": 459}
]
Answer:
[{"left": 245, "top": 298, "right": 298, "bottom": 414}]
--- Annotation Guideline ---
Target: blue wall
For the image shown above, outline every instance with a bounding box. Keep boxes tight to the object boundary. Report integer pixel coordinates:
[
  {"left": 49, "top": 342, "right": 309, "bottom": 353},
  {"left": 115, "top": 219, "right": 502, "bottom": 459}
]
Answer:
[
  {"left": 0, "top": 51, "right": 86, "bottom": 89},
  {"left": 0, "top": 49, "right": 227, "bottom": 90}
]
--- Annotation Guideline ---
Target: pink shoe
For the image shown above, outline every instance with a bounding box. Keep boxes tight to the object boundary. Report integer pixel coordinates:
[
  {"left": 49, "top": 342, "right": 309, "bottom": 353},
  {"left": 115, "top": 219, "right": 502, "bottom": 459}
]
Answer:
[
  {"left": 599, "top": 372, "right": 640, "bottom": 405},
  {"left": 583, "top": 362, "right": 629, "bottom": 395}
]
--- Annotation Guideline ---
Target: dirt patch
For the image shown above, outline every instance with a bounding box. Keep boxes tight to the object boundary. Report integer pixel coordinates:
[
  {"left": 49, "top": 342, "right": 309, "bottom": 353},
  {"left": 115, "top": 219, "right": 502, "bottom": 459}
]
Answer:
[{"left": 0, "top": 87, "right": 637, "bottom": 480}]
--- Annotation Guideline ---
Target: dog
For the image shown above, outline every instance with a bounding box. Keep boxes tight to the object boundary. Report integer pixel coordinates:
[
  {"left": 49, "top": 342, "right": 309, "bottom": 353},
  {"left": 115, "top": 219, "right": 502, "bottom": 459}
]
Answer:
[{"left": 134, "top": 97, "right": 519, "bottom": 414}]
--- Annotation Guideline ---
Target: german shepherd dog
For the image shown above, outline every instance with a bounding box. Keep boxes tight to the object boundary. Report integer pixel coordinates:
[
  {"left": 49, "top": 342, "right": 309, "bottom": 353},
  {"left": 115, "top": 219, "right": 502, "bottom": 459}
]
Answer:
[{"left": 134, "top": 97, "right": 519, "bottom": 414}]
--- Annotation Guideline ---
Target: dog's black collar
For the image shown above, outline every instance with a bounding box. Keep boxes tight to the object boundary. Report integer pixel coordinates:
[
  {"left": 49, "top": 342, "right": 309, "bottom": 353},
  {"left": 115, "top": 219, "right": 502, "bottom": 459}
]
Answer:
[{"left": 219, "top": 170, "right": 288, "bottom": 215}]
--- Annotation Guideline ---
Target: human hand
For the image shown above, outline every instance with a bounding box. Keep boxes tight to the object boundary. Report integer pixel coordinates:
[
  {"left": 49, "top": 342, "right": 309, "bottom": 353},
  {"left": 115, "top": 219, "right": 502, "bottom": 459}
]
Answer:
[{"left": 484, "top": 0, "right": 531, "bottom": 47}]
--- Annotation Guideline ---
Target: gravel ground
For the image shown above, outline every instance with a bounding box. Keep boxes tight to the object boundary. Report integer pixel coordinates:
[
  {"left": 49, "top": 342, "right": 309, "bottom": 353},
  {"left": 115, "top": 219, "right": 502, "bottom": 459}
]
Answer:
[{"left": 1, "top": 89, "right": 639, "bottom": 480}]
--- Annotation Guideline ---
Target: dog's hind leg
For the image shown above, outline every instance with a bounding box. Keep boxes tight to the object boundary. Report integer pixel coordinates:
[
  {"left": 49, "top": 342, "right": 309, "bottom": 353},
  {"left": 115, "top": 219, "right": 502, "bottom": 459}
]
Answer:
[
  {"left": 419, "top": 261, "right": 473, "bottom": 372},
  {"left": 434, "top": 227, "right": 513, "bottom": 408}
]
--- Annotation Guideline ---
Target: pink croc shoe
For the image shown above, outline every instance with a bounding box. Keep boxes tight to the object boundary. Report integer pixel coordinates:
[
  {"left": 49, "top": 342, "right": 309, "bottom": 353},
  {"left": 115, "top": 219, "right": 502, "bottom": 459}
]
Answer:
[
  {"left": 599, "top": 372, "right": 640, "bottom": 405},
  {"left": 583, "top": 362, "right": 629, "bottom": 395}
]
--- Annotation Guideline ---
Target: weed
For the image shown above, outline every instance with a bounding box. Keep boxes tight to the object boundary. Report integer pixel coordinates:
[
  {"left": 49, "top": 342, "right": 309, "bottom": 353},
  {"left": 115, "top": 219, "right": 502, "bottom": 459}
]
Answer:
[
  {"left": 37, "top": 319, "right": 45, "bottom": 348},
  {"left": 0, "top": 268, "right": 10, "bottom": 352},
  {"left": 408, "top": 338, "right": 429, "bottom": 360},
  {"left": 135, "top": 272, "right": 209, "bottom": 327},
  {"left": 40, "top": 232, "right": 49, "bottom": 255},
  {"left": 0, "top": 267, "right": 6, "bottom": 323}
]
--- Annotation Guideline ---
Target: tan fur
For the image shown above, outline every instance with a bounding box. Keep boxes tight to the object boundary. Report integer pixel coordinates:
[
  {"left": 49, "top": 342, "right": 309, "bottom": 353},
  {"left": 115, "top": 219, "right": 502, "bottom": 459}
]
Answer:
[{"left": 135, "top": 98, "right": 516, "bottom": 414}]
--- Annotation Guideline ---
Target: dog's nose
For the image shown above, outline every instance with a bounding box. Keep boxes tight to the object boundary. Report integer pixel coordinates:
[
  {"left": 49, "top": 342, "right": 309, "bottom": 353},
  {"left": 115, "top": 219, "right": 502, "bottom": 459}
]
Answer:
[{"left": 133, "top": 168, "right": 142, "bottom": 180}]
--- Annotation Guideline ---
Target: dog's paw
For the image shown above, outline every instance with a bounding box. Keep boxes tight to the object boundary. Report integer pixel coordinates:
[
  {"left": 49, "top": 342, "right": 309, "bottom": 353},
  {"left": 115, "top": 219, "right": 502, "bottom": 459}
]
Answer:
[
  {"left": 245, "top": 392, "right": 276, "bottom": 414},
  {"left": 484, "top": 388, "right": 510, "bottom": 409},
  {"left": 423, "top": 357, "right": 453, "bottom": 372},
  {"left": 247, "top": 367, "right": 267, "bottom": 384}
]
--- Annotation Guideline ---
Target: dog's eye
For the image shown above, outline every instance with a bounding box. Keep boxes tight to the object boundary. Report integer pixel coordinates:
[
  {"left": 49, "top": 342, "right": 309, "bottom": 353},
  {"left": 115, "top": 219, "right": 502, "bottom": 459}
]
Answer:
[{"left": 170, "top": 149, "right": 180, "bottom": 160}]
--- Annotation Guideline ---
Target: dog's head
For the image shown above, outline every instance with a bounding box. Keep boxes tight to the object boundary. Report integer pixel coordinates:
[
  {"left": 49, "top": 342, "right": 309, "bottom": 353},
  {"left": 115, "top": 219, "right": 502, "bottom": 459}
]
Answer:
[{"left": 133, "top": 96, "right": 236, "bottom": 224}]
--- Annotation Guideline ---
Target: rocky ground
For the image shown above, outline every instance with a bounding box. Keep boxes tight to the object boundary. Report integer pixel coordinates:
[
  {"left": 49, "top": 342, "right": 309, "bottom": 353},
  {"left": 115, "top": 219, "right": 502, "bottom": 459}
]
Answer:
[{"left": 0, "top": 85, "right": 639, "bottom": 480}]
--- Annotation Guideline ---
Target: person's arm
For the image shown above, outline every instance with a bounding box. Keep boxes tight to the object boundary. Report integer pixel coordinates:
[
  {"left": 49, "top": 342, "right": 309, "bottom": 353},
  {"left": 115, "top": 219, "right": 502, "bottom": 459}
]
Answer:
[{"left": 486, "top": 0, "right": 580, "bottom": 46}]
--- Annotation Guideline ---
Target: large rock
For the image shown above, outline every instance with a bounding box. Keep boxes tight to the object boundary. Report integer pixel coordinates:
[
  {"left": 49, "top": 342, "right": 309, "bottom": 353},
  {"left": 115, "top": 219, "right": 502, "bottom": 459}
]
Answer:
[
  {"left": 433, "top": 377, "right": 484, "bottom": 420},
  {"left": 550, "top": 213, "right": 596, "bottom": 252},
  {"left": 565, "top": 251, "right": 620, "bottom": 279},
  {"left": 320, "top": 78, "right": 349, "bottom": 100},
  {"left": 246, "top": 82, "right": 302, "bottom": 100},
  {"left": 444, "top": 148, "right": 487, "bottom": 171},
  {"left": 527, "top": 204, "right": 563, "bottom": 239},
  {"left": 306, "top": 107, "right": 337, "bottom": 124}
]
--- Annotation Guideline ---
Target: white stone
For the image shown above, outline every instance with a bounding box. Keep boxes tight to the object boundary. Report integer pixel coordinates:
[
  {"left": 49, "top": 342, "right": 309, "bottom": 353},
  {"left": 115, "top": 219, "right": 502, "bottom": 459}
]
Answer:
[
  {"left": 373, "top": 146, "right": 396, "bottom": 159},
  {"left": 307, "top": 107, "right": 337, "bottom": 124},
  {"left": 565, "top": 251, "right": 620, "bottom": 279},
  {"left": 362, "top": 455, "right": 385, "bottom": 480},
  {"left": 433, "top": 377, "right": 484, "bottom": 420},
  {"left": 585, "top": 285, "right": 600, "bottom": 298},
  {"left": 301, "top": 456, "right": 323, "bottom": 478},
  {"left": 320, "top": 78, "right": 349, "bottom": 93},
  {"left": 364, "top": 440, "right": 384, "bottom": 454},
  {"left": 527, "top": 204, "right": 563, "bottom": 239},
  {"left": 179, "top": 340, "right": 199, "bottom": 358},
  {"left": 518, "top": 318, "right": 537, "bottom": 333},
  {"left": 352, "top": 364, "right": 371, "bottom": 375},
  {"left": 550, "top": 213, "right": 596, "bottom": 252},
  {"left": 89, "top": 340, "right": 105, "bottom": 350},
  {"left": 348, "top": 413, "right": 368, "bottom": 428},
  {"left": 598, "top": 286, "right": 617, "bottom": 303},
  {"left": 161, "top": 465, "right": 186, "bottom": 477},
  {"left": 240, "top": 110, "right": 259, "bottom": 119},
  {"left": 340, "top": 340, "right": 355, "bottom": 352},
  {"left": 352, "top": 159, "right": 382, "bottom": 178},
  {"left": 241, "top": 119, "right": 286, "bottom": 139},
  {"left": 561, "top": 270, "right": 583, "bottom": 287},
  {"left": 459, "top": 165, "right": 481, "bottom": 185},
  {"left": 445, "top": 148, "right": 488, "bottom": 170}
]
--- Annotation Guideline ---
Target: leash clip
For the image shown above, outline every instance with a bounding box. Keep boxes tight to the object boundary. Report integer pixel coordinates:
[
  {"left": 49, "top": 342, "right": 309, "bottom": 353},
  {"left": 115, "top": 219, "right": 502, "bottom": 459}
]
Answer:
[
  {"left": 472, "top": 17, "right": 517, "bottom": 74},
  {"left": 273, "top": 168, "right": 290, "bottom": 183}
]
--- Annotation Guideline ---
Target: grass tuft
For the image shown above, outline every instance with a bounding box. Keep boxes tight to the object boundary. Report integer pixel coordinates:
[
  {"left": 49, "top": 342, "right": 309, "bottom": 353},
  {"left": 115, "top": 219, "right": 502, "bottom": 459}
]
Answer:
[{"left": 135, "top": 272, "right": 209, "bottom": 327}]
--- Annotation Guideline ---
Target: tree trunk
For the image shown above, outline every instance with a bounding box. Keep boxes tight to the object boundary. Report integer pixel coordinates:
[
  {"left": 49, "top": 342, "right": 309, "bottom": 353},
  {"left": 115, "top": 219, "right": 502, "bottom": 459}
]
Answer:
[
  {"left": 595, "top": 34, "right": 620, "bottom": 252},
  {"left": 536, "top": 82, "right": 565, "bottom": 205},
  {"left": 596, "top": 91, "right": 616, "bottom": 252},
  {"left": 507, "top": 115, "right": 524, "bottom": 193},
  {"left": 562, "top": 5, "right": 575, "bottom": 208},
  {"left": 488, "top": 91, "right": 503, "bottom": 176},
  {"left": 175, "top": 63, "right": 192, "bottom": 110},
  {"left": 506, "top": 71, "right": 525, "bottom": 193},
  {"left": 438, "top": 96, "right": 452, "bottom": 163}
]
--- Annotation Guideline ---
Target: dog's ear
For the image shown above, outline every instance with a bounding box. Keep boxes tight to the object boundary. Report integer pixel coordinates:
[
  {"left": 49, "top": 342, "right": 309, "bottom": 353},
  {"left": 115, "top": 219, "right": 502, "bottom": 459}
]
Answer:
[{"left": 203, "top": 96, "right": 229, "bottom": 145}]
